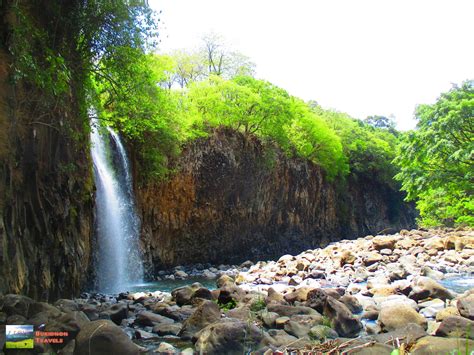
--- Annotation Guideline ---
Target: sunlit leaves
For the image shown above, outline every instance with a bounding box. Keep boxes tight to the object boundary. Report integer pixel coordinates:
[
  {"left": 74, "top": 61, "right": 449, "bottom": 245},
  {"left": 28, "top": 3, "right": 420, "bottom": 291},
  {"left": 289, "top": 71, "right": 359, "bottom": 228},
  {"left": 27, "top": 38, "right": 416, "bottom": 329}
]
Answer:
[{"left": 394, "top": 81, "right": 474, "bottom": 226}]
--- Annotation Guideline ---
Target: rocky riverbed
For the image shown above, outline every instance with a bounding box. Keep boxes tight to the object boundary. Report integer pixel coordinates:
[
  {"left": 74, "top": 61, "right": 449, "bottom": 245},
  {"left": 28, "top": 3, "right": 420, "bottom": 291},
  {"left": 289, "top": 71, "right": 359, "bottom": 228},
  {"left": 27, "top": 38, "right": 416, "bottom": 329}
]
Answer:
[{"left": 1, "top": 228, "right": 473, "bottom": 354}]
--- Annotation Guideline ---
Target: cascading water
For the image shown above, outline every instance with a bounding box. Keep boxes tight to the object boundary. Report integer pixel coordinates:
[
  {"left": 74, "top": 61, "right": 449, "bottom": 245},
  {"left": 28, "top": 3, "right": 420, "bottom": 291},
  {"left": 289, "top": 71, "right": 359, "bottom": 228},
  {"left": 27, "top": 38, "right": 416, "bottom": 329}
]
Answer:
[{"left": 90, "top": 118, "right": 143, "bottom": 293}]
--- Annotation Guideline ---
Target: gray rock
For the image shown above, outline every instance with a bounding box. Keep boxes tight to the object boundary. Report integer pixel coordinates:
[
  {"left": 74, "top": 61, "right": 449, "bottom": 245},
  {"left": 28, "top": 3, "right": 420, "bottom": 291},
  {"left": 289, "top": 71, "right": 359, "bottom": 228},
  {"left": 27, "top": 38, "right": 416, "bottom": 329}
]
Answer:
[
  {"left": 179, "top": 300, "right": 221, "bottom": 340},
  {"left": 436, "top": 316, "right": 474, "bottom": 339},
  {"left": 74, "top": 320, "right": 141, "bottom": 355},
  {"left": 457, "top": 294, "right": 474, "bottom": 320},
  {"left": 194, "top": 319, "right": 264, "bottom": 355},
  {"left": 134, "top": 311, "right": 174, "bottom": 327},
  {"left": 323, "top": 297, "right": 362, "bottom": 337},
  {"left": 152, "top": 323, "right": 182, "bottom": 336},
  {"left": 2, "top": 294, "right": 34, "bottom": 317}
]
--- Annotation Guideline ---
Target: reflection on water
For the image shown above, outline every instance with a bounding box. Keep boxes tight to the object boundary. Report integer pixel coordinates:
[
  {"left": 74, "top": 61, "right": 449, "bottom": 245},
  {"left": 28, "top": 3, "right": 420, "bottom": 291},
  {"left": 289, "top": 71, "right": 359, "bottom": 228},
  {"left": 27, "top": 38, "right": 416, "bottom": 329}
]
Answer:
[{"left": 128, "top": 277, "right": 217, "bottom": 293}]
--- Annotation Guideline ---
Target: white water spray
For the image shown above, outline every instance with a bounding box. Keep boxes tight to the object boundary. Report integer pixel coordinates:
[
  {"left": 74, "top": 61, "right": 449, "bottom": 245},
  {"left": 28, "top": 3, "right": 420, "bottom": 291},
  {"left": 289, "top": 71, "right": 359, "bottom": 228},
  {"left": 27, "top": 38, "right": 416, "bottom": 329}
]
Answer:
[{"left": 90, "top": 118, "right": 143, "bottom": 293}]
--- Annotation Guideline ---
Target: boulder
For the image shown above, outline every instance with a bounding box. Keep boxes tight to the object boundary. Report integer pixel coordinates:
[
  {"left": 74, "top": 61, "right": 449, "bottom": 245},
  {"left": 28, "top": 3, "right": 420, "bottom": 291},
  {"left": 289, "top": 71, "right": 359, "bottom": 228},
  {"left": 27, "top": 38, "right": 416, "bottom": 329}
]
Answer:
[
  {"left": 152, "top": 323, "right": 182, "bottom": 336},
  {"left": 217, "top": 285, "right": 246, "bottom": 304},
  {"left": 155, "top": 342, "right": 178, "bottom": 353},
  {"left": 74, "top": 320, "right": 141, "bottom": 355},
  {"left": 179, "top": 300, "right": 221, "bottom": 340},
  {"left": 436, "top": 306, "right": 460, "bottom": 322},
  {"left": 410, "top": 336, "right": 474, "bottom": 354},
  {"left": 265, "top": 288, "right": 286, "bottom": 305},
  {"left": 339, "top": 295, "right": 362, "bottom": 314},
  {"left": 134, "top": 311, "right": 174, "bottom": 327},
  {"left": 323, "top": 297, "right": 362, "bottom": 337},
  {"left": 457, "top": 294, "right": 474, "bottom": 320},
  {"left": 304, "top": 288, "right": 327, "bottom": 313},
  {"left": 409, "top": 277, "right": 454, "bottom": 301},
  {"left": 309, "top": 325, "right": 338, "bottom": 341},
  {"left": 153, "top": 304, "right": 194, "bottom": 322},
  {"left": 2, "top": 294, "right": 34, "bottom": 317},
  {"left": 435, "top": 316, "right": 474, "bottom": 339},
  {"left": 194, "top": 319, "right": 264, "bottom": 355},
  {"left": 101, "top": 303, "right": 128, "bottom": 325},
  {"left": 267, "top": 304, "right": 318, "bottom": 317},
  {"left": 362, "top": 252, "right": 383, "bottom": 266},
  {"left": 171, "top": 286, "right": 195, "bottom": 306},
  {"left": 378, "top": 305, "right": 427, "bottom": 331},
  {"left": 264, "top": 329, "right": 298, "bottom": 347},
  {"left": 216, "top": 274, "right": 234, "bottom": 288},
  {"left": 54, "top": 299, "right": 80, "bottom": 313},
  {"left": 372, "top": 236, "right": 396, "bottom": 250},
  {"left": 283, "top": 287, "right": 313, "bottom": 304},
  {"left": 261, "top": 312, "right": 279, "bottom": 328}
]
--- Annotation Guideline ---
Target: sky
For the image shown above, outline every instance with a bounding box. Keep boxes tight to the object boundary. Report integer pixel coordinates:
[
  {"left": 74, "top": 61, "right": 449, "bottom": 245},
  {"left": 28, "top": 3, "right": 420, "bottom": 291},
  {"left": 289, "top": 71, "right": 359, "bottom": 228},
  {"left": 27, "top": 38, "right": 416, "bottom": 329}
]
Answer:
[{"left": 149, "top": 0, "right": 474, "bottom": 130}]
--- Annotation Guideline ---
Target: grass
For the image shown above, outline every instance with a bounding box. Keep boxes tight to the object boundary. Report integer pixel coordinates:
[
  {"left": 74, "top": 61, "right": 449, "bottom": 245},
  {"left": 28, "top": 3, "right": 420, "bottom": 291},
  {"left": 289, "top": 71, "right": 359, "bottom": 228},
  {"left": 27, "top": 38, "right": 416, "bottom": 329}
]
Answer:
[{"left": 6, "top": 338, "right": 34, "bottom": 349}]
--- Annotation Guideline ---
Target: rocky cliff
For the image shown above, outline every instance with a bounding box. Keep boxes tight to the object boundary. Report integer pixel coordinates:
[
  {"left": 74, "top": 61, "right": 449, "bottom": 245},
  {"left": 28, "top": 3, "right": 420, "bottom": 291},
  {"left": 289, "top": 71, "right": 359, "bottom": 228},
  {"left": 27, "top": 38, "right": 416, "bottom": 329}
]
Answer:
[
  {"left": 137, "top": 128, "right": 415, "bottom": 273},
  {"left": 0, "top": 2, "right": 94, "bottom": 300}
]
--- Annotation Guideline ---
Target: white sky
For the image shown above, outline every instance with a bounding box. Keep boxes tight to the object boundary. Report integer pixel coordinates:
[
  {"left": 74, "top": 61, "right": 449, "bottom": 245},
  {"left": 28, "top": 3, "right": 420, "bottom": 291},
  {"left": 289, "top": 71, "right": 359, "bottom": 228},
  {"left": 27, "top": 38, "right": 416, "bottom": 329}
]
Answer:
[{"left": 149, "top": 0, "right": 474, "bottom": 130}]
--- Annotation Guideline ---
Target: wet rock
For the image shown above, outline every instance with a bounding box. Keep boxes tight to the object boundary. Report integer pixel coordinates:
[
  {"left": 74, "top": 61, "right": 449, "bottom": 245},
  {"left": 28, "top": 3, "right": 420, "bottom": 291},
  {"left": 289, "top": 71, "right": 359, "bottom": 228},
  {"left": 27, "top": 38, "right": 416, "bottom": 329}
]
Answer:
[
  {"left": 74, "top": 320, "right": 141, "bottom": 355},
  {"left": 323, "top": 297, "right": 362, "bottom": 337},
  {"left": 457, "top": 293, "right": 474, "bottom": 320},
  {"left": 378, "top": 305, "right": 427, "bottom": 331},
  {"left": 194, "top": 319, "right": 265, "bottom": 355},
  {"left": 436, "top": 316, "right": 474, "bottom": 339}
]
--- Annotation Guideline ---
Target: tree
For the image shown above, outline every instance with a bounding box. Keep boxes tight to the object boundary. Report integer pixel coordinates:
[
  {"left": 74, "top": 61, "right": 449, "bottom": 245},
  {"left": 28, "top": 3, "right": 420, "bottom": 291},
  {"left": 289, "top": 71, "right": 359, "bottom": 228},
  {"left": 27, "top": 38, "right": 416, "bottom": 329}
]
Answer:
[
  {"left": 364, "top": 115, "right": 396, "bottom": 130},
  {"left": 394, "top": 81, "right": 474, "bottom": 226},
  {"left": 201, "top": 33, "right": 255, "bottom": 79}
]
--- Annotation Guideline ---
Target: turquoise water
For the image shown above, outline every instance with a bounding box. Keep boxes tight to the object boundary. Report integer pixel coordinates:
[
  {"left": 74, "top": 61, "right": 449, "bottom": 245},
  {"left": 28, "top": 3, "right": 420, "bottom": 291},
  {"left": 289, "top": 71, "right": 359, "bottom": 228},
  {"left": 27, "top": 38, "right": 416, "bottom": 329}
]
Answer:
[
  {"left": 440, "top": 275, "right": 474, "bottom": 294},
  {"left": 128, "top": 277, "right": 217, "bottom": 293}
]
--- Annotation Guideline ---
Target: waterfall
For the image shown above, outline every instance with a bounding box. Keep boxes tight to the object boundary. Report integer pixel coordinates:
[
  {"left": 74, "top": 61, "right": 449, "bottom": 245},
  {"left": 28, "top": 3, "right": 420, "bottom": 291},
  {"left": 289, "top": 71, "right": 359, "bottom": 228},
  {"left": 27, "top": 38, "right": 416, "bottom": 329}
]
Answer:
[{"left": 90, "top": 118, "right": 143, "bottom": 293}]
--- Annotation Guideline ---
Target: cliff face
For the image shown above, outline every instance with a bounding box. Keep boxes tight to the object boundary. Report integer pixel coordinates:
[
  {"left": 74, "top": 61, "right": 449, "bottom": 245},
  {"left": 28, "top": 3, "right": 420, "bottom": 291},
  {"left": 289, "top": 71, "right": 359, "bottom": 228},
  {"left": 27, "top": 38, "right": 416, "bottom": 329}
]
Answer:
[
  {"left": 137, "top": 129, "right": 415, "bottom": 273},
  {"left": 0, "top": 2, "right": 94, "bottom": 300}
]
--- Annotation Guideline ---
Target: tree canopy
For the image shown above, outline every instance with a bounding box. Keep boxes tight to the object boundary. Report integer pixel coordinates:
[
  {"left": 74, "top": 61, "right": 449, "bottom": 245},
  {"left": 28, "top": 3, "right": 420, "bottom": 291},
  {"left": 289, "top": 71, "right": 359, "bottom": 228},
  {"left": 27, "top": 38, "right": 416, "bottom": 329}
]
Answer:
[{"left": 394, "top": 82, "right": 474, "bottom": 226}]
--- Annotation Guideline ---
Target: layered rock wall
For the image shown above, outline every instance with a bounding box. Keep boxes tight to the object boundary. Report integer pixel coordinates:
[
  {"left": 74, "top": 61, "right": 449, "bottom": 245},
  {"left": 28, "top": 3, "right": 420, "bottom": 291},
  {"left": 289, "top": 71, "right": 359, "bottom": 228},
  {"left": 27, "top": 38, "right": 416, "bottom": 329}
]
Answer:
[
  {"left": 137, "top": 128, "right": 415, "bottom": 272},
  {"left": 0, "top": 2, "right": 94, "bottom": 300}
]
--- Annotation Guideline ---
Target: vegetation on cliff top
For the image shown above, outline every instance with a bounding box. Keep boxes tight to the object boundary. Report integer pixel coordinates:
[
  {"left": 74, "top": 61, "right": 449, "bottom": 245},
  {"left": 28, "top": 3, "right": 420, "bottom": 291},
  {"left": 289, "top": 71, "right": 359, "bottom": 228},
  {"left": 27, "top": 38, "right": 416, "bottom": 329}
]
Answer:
[{"left": 4, "top": 1, "right": 471, "bottom": 227}]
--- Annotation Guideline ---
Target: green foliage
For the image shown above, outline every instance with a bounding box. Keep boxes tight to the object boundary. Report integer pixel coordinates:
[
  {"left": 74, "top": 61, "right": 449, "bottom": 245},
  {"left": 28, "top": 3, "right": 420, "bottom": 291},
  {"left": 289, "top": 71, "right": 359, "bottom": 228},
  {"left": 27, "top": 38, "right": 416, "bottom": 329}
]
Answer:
[
  {"left": 321, "top": 316, "right": 333, "bottom": 328},
  {"left": 215, "top": 299, "right": 237, "bottom": 311},
  {"left": 249, "top": 297, "right": 266, "bottom": 313},
  {"left": 187, "top": 75, "right": 347, "bottom": 179},
  {"left": 394, "top": 81, "right": 474, "bottom": 227},
  {"left": 315, "top": 107, "right": 399, "bottom": 184}
]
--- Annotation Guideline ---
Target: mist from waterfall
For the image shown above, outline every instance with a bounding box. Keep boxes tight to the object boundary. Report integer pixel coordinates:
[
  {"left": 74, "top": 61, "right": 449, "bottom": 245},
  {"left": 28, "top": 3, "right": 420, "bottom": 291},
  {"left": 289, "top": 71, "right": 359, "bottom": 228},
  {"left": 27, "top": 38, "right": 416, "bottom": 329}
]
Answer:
[{"left": 90, "top": 118, "right": 143, "bottom": 293}]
